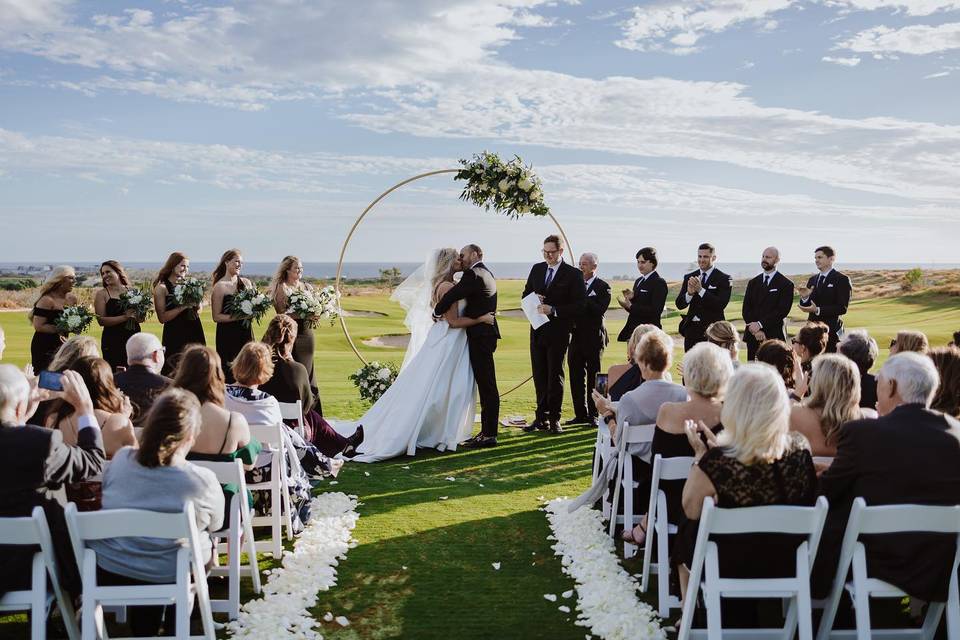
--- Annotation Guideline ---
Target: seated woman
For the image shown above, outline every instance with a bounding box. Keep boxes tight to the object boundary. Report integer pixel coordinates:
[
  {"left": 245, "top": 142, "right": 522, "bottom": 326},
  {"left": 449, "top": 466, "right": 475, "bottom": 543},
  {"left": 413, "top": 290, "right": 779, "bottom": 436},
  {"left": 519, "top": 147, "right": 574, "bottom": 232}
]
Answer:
[
  {"left": 607, "top": 324, "right": 658, "bottom": 401},
  {"left": 790, "top": 354, "right": 876, "bottom": 457},
  {"left": 89, "top": 388, "right": 223, "bottom": 638},
  {"left": 756, "top": 339, "right": 807, "bottom": 402},
  {"left": 838, "top": 329, "right": 879, "bottom": 410},
  {"left": 259, "top": 315, "right": 363, "bottom": 456},
  {"left": 676, "top": 364, "right": 817, "bottom": 624},
  {"left": 889, "top": 329, "right": 929, "bottom": 355},
  {"left": 705, "top": 320, "right": 741, "bottom": 366},
  {"left": 32, "top": 335, "right": 101, "bottom": 426},
  {"left": 792, "top": 321, "right": 829, "bottom": 385},
  {"left": 929, "top": 346, "right": 960, "bottom": 418},
  {"left": 623, "top": 342, "right": 734, "bottom": 545}
]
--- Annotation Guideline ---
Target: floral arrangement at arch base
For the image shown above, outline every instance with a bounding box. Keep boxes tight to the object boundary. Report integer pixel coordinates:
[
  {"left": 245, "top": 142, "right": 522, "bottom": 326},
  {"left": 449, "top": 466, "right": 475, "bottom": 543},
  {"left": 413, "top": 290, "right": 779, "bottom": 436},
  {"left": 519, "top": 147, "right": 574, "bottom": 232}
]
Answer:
[
  {"left": 455, "top": 151, "right": 549, "bottom": 219},
  {"left": 349, "top": 361, "right": 399, "bottom": 403}
]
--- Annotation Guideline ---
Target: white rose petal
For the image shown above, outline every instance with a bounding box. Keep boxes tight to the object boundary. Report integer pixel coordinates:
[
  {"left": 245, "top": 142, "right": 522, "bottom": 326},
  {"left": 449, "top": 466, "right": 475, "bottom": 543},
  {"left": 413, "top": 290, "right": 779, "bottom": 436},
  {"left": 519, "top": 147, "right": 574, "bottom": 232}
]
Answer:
[
  {"left": 559, "top": 605, "right": 571, "bottom": 613},
  {"left": 438, "top": 496, "right": 448, "bottom": 500},
  {"left": 544, "top": 593, "right": 557, "bottom": 602},
  {"left": 322, "top": 613, "right": 333, "bottom": 622},
  {"left": 335, "top": 616, "right": 350, "bottom": 627},
  {"left": 562, "top": 589, "right": 574, "bottom": 598},
  {"left": 445, "top": 477, "right": 456, "bottom": 482},
  {"left": 492, "top": 562, "right": 501, "bottom": 570}
]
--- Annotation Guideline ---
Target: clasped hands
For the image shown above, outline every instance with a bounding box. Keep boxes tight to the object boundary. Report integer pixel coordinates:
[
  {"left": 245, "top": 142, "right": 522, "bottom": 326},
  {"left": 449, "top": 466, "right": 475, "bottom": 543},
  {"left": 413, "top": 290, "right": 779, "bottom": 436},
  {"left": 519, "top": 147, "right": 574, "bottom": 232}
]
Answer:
[
  {"left": 687, "top": 276, "right": 703, "bottom": 295},
  {"left": 746, "top": 321, "right": 766, "bottom": 342},
  {"left": 684, "top": 419, "right": 718, "bottom": 461},
  {"left": 617, "top": 288, "right": 633, "bottom": 310}
]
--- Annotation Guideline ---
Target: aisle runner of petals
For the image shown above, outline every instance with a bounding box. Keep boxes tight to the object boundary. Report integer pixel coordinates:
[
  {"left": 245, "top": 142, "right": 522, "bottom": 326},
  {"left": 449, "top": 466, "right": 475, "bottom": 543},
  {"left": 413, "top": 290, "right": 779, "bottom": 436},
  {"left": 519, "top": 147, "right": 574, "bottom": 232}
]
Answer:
[
  {"left": 544, "top": 498, "right": 667, "bottom": 640},
  {"left": 228, "top": 492, "right": 359, "bottom": 639}
]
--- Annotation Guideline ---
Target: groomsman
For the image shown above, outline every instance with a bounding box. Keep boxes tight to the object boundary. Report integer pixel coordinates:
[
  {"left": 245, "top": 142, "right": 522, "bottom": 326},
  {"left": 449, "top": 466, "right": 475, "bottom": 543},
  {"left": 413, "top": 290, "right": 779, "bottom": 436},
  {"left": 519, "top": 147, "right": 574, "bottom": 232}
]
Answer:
[
  {"left": 617, "top": 246, "right": 667, "bottom": 339},
  {"left": 742, "top": 246, "right": 795, "bottom": 360},
  {"left": 798, "top": 245, "right": 851, "bottom": 352},
  {"left": 566, "top": 252, "right": 611, "bottom": 426},
  {"left": 675, "top": 243, "right": 732, "bottom": 352},
  {"left": 522, "top": 235, "right": 586, "bottom": 434}
]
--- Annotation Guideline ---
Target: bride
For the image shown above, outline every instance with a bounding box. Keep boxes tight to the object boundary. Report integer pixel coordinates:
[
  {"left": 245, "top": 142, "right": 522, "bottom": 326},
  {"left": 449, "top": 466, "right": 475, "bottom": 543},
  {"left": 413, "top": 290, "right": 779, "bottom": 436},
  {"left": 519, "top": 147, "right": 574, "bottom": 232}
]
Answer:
[{"left": 333, "top": 248, "right": 495, "bottom": 462}]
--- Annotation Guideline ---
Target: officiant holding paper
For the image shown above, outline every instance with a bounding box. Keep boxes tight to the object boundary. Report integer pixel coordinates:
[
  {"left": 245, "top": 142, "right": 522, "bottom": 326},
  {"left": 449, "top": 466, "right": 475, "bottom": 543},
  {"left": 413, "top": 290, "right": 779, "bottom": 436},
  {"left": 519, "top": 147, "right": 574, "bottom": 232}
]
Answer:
[{"left": 522, "top": 235, "right": 586, "bottom": 434}]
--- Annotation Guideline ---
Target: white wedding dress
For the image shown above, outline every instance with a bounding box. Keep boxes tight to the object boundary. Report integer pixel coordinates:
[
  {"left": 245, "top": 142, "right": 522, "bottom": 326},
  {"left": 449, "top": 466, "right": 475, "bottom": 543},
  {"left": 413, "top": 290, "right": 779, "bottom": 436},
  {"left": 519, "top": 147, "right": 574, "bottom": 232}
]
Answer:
[{"left": 332, "top": 261, "right": 476, "bottom": 463}]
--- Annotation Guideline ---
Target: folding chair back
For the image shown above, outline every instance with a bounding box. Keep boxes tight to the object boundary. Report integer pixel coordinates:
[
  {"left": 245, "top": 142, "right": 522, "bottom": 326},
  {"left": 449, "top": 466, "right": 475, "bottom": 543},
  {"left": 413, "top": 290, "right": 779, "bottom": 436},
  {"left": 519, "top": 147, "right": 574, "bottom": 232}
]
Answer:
[
  {"left": 277, "top": 400, "right": 305, "bottom": 438},
  {"left": 608, "top": 422, "right": 656, "bottom": 541},
  {"left": 248, "top": 422, "right": 294, "bottom": 555}
]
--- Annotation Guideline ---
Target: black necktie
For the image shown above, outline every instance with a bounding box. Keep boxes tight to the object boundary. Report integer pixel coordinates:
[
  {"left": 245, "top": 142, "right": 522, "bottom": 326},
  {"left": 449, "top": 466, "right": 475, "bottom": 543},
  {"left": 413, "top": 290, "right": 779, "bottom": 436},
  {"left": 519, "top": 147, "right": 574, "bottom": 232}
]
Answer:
[
  {"left": 545, "top": 267, "right": 554, "bottom": 289},
  {"left": 817, "top": 274, "right": 825, "bottom": 289},
  {"left": 700, "top": 271, "right": 707, "bottom": 285},
  {"left": 763, "top": 275, "right": 770, "bottom": 288}
]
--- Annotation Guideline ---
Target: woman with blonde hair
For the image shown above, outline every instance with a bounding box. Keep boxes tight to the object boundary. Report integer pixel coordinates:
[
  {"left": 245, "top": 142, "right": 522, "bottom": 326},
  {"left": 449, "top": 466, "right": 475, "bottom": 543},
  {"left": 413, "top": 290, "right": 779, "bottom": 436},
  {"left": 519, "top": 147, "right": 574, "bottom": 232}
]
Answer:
[
  {"left": 889, "top": 330, "right": 929, "bottom": 355},
  {"left": 705, "top": 320, "right": 741, "bottom": 365},
  {"left": 49, "top": 335, "right": 101, "bottom": 372},
  {"left": 29, "top": 265, "right": 77, "bottom": 372},
  {"left": 94, "top": 260, "right": 141, "bottom": 371},
  {"left": 268, "top": 255, "right": 321, "bottom": 412},
  {"left": 210, "top": 249, "right": 254, "bottom": 382},
  {"left": 605, "top": 323, "right": 658, "bottom": 401},
  {"left": 790, "top": 354, "right": 873, "bottom": 456},
  {"left": 153, "top": 251, "right": 205, "bottom": 376}
]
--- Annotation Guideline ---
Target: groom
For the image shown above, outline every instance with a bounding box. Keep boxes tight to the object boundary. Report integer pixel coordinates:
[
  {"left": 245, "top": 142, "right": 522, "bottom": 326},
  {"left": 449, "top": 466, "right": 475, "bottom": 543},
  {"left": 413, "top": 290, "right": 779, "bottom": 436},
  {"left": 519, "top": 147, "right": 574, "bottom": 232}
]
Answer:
[{"left": 433, "top": 244, "right": 501, "bottom": 448}]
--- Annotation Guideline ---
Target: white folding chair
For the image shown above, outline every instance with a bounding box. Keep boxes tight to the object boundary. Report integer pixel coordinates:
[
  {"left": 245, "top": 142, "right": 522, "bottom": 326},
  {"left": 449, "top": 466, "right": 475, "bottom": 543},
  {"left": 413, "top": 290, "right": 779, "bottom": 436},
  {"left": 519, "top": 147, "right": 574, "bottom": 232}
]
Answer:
[
  {"left": 64, "top": 501, "right": 216, "bottom": 640},
  {"left": 248, "top": 423, "right": 294, "bottom": 556},
  {"left": 641, "top": 454, "right": 696, "bottom": 618},
  {"left": 278, "top": 400, "right": 305, "bottom": 439},
  {"left": 593, "top": 424, "right": 616, "bottom": 519},
  {"left": 189, "top": 459, "right": 262, "bottom": 619},
  {"left": 0, "top": 506, "right": 80, "bottom": 640},
  {"left": 812, "top": 456, "right": 834, "bottom": 468},
  {"left": 678, "top": 496, "right": 829, "bottom": 640},
  {"left": 608, "top": 421, "right": 656, "bottom": 543},
  {"left": 816, "top": 499, "right": 960, "bottom": 640}
]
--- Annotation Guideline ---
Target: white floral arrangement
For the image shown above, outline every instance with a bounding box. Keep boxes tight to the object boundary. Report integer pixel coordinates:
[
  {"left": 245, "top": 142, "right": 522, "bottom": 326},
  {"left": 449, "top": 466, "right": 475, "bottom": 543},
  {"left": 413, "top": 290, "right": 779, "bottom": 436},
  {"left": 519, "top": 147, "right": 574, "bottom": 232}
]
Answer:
[
  {"left": 288, "top": 285, "right": 340, "bottom": 328},
  {"left": 455, "top": 151, "right": 548, "bottom": 219},
  {"left": 224, "top": 287, "right": 272, "bottom": 328},
  {"left": 54, "top": 305, "right": 94, "bottom": 335},
  {"left": 349, "top": 361, "right": 399, "bottom": 403},
  {"left": 172, "top": 276, "right": 205, "bottom": 308},
  {"left": 118, "top": 286, "right": 152, "bottom": 329}
]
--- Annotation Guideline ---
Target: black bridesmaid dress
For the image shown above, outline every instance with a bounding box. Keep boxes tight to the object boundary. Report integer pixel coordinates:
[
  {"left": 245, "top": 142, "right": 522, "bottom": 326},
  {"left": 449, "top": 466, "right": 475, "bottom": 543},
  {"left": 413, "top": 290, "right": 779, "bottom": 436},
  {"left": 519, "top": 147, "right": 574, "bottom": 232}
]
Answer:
[
  {"left": 30, "top": 307, "right": 63, "bottom": 372},
  {"left": 216, "top": 285, "right": 254, "bottom": 383},
  {"left": 101, "top": 296, "right": 140, "bottom": 371},
  {"left": 293, "top": 317, "right": 322, "bottom": 415},
  {"left": 160, "top": 278, "right": 206, "bottom": 376}
]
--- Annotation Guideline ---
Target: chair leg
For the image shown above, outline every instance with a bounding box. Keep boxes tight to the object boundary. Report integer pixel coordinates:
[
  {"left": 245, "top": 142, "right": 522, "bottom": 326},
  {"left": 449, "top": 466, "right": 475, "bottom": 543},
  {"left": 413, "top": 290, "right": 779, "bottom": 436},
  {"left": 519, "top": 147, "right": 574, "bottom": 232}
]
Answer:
[
  {"left": 704, "top": 546, "right": 723, "bottom": 640},
  {"left": 81, "top": 599, "right": 97, "bottom": 640},
  {"left": 920, "top": 602, "right": 945, "bottom": 640},
  {"left": 796, "top": 586, "right": 814, "bottom": 640},
  {"left": 272, "top": 484, "right": 283, "bottom": 558},
  {"left": 852, "top": 549, "right": 873, "bottom": 640},
  {"left": 30, "top": 553, "right": 46, "bottom": 640},
  {"left": 657, "top": 521, "right": 671, "bottom": 619},
  {"left": 229, "top": 524, "right": 241, "bottom": 619},
  {"left": 176, "top": 585, "right": 191, "bottom": 639}
]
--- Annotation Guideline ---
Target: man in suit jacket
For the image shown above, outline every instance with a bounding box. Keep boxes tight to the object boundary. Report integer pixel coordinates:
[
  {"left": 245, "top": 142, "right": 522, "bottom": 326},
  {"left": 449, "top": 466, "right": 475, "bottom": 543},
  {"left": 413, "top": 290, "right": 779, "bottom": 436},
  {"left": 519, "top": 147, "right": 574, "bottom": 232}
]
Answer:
[
  {"left": 434, "top": 244, "right": 501, "bottom": 447},
  {"left": 675, "top": 243, "right": 732, "bottom": 352},
  {"left": 742, "top": 246, "right": 795, "bottom": 360},
  {"left": 567, "top": 252, "right": 611, "bottom": 425},
  {"left": 0, "top": 366, "right": 105, "bottom": 597},
  {"left": 617, "top": 246, "right": 668, "bottom": 339},
  {"left": 798, "top": 245, "right": 851, "bottom": 353},
  {"left": 813, "top": 353, "right": 960, "bottom": 601},
  {"left": 114, "top": 332, "right": 172, "bottom": 427},
  {"left": 522, "top": 235, "right": 586, "bottom": 434}
]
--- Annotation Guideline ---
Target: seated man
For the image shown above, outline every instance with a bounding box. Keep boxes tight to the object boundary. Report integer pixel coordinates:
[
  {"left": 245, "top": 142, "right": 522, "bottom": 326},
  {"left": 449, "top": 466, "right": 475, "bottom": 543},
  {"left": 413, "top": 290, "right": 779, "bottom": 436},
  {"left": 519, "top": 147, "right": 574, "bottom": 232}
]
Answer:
[
  {"left": 114, "top": 332, "right": 171, "bottom": 427},
  {"left": 813, "top": 352, "right": 960, "bottom": 602}
]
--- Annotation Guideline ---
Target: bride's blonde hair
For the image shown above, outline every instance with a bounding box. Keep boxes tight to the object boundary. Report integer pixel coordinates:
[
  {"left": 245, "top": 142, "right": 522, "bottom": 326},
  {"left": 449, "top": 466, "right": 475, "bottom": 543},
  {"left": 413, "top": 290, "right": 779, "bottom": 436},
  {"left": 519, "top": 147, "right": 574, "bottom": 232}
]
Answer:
[{"left": 431, "top": 248, "right": 459, "bottom": 298}]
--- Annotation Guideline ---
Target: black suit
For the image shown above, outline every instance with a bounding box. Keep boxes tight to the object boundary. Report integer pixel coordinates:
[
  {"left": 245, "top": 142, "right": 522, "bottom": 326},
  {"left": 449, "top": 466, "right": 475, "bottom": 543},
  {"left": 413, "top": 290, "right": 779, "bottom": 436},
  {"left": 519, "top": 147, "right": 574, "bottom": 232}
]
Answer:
[
  {"left": 800, "top": 269, "right": 851, "bottom": 352},
  {"left": 741, "top": 271, "right": 794, "bottom": 360},
  {"left": 434, "top": 262, "right": 500, "bottom": 438},
  {"left": 813, "top": 405, "right": 960, "bottom": 601},
  {"left": 523, "top": 261, "right": 586, "bottom": 424},
  {"left": 675, "top": 267, "right": 732, "bottom": 351},
  {"left": 114, "top": 365, "right": 172, "bottom": 427},
  {"left": 568, "top": 276, "right": 611, "bottom": 421},
  {"left": 617, "top": 271, "right": 668, "bottom": 340}
]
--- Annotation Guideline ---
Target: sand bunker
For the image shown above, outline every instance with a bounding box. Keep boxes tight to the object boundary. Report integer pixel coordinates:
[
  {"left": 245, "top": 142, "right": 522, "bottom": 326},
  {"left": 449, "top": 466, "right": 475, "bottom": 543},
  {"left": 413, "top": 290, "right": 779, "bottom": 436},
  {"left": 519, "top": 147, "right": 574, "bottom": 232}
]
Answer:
[
  {"left": 362, "top": 334, "right": 410, "bottom": 348},
  {"left": 342, "top": 309, "right": 388, "bottom": 318}
]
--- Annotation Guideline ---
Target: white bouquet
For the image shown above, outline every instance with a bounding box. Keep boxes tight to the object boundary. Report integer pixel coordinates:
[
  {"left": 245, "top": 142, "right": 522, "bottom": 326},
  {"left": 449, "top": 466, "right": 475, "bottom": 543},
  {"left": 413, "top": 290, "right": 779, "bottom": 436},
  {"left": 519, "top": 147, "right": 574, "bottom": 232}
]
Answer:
[
  {"left": 455, "top": 151, "right": 548, "bottom": 219},
  {"left": 224, "top": 287, "right": 272, "bottom": 328},
  {"left": 118, "top": 287, "right": 152, "bottom": 329},
  {"left": 171, "top": 277, "right": 205, "bottom": 320},
  {"left": 55, "top": 305, "right": 94, "bottom": 335},
  {"left": 349, "top": 361, "right": 399, "bottom": 403},
  {"left": 288, "top": 285, "right": 340, "bottom": 328}
]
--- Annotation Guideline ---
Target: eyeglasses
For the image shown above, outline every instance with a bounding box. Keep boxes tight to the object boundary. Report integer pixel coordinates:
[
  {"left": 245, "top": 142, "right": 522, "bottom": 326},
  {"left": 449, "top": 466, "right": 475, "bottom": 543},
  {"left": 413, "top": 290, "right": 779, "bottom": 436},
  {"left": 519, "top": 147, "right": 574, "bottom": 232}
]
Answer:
[{"left": 542, "top": 249, "right": 560, "bottom": 256}]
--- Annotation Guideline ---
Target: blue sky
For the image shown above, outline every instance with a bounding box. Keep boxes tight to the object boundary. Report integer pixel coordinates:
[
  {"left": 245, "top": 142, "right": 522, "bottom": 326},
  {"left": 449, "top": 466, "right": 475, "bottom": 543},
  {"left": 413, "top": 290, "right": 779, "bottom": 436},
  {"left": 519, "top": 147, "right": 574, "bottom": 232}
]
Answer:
[{"left": 1, "top": 0, "right": 958, "bottom": 265}]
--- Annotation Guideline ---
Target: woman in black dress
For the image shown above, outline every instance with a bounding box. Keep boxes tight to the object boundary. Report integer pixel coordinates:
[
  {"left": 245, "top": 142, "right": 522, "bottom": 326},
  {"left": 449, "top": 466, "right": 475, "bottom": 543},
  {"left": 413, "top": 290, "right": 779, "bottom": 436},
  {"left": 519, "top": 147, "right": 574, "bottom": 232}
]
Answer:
[
  {"left": 268, "top": 255, "right": 322, "bottom": 414},
  {"left": 29, "top": 265, "right": 77, "bottom": 372},
  {"left": 153, "top": 252, "right": 205, "bottom": 376},
  {"left": 94, "top": 260, "right": 141, "bottom": 371},
  {"left": 211, "top": 249, "right": 253, "bottom": 383}
]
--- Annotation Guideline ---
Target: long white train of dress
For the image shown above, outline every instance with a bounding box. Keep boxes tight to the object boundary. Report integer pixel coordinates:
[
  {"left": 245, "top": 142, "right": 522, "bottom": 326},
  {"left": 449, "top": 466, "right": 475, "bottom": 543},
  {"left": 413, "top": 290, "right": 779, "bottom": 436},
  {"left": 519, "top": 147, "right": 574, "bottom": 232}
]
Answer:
[{"left": 332, "top": 302, "right": 475, "bottom": 463}]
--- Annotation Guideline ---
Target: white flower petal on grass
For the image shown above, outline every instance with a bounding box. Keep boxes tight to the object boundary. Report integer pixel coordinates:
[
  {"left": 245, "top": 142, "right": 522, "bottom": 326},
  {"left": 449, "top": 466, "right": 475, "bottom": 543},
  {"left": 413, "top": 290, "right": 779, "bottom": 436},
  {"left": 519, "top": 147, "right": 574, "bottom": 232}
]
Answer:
[
  {"left": 445, "top": 477, "right": 456, "bottom": 482},
  {"left": 335, "top": 616, "right": 350, "bottom": 627},
  {"left": 322, "top": 612, "right": 333, "bottom": 622},
  {"left": 492, "top": 562, "right": 501, "bottom": 570},
  {"left": 562, "top": 589, "right": 574, "bottom": 599},
  {"left": 544, "top": 593, "right": 557, "bottom": 602},
  {"left": 402, "top": 465, "right": 410, "bottom": 470},
  {"left": 438, "top": 496, "right": 448, "bottom": 500},
  {"left": 364, "top": 472, "right": 370, "bottom": 477},
  {"left": 559, "top": 605, "right": 571, "bottom": 613},
  {"left": 328, "top": 481, "right": 338, "bottom": 485}
]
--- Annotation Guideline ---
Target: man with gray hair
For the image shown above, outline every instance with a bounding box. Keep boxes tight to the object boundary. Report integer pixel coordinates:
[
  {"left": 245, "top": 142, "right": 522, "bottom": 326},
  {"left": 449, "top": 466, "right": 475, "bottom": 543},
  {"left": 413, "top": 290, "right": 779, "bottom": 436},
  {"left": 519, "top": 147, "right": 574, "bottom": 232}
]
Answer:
[
  {"left": 813, "top": 352, "right": 960, "bottom": 602},
  {"left": 114, "top": 332, "right": 171, "bottom": 427},
  {"left": 838, "top": 329, "right": 879, "bottom": 409},
  {"left": 566, "top": 252, "right": 611, "bottom": 425}
]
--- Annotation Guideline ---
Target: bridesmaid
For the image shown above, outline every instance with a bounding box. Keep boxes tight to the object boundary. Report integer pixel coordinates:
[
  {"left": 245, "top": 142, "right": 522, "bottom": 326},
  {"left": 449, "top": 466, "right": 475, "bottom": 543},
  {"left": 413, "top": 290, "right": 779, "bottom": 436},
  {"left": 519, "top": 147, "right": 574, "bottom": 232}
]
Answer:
[
  {"left": 29, "top": 265, "right": 77, "bottom": 372},
  {"left": 153, "top": 252, "right": 206, "bottom": 376},
  {"left": 268, "top": 255, "right": 322, "bottom": 414},
  {"left": 94, "top": 260, "right": 141, "bottom": 371},
  {"left": 211, "top": 249, "right": 254, "bottom": 383}
]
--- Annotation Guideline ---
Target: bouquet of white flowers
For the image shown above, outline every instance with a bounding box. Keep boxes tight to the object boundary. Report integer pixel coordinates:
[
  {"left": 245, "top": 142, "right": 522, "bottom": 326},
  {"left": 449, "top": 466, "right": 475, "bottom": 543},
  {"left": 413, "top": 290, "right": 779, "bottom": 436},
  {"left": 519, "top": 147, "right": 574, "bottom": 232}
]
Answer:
[
  {"left": 455, "top": 151, "right": 549, "bottom": 219},
  {"left": 224, "top": 287, "right": 272, "bottom": 328},
  {"left": 171, "top": 277, "right": 205, "bottom": 320},
  {"left": 55, "top": 305, "right": 94, "bottom": 335},
  {"left": 118, "top": 287, "right": 153, "bottom": 329},
  {"left": 287, "top": 285, "right": 340, "bottom": 328},
  {"left": 349, "top": 361, "right": 398, "bottom": 403}
]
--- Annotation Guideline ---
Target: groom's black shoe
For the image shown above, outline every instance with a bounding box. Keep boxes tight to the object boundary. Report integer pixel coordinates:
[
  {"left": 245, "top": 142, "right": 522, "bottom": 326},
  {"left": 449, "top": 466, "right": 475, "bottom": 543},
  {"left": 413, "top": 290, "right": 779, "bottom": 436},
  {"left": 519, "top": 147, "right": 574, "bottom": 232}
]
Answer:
[
  {"left": 563, "top": 416, "right": 590, "bottom": 426},
  {"left": 462, "top": 435, "right": 498, "bottom": 448},
  {"left": 548, "top": 421, "right": 564, "bottom": 435},
  {"left": 523, "top": 420, "right": 547, "bottom": 433}
]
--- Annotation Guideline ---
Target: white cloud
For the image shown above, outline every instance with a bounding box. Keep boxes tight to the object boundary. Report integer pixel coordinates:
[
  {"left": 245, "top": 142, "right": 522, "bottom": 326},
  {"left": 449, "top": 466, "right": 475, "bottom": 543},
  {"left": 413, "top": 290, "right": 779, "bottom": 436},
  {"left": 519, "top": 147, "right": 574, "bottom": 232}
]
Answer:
[
  {"left": 839, "top": 22, "right": 960, "bottom": 55},
  {"left": 615, "top": 1, "right": 796, "bottom": 54},
  {"left": 822, "top": 55, "right": 863, "bottom": 65},
  {"left": 924, "top": 70, "right": 951, "bottom": 77},
  {"left": 824, "top": 0, "right": 960, "bottom": 16}
]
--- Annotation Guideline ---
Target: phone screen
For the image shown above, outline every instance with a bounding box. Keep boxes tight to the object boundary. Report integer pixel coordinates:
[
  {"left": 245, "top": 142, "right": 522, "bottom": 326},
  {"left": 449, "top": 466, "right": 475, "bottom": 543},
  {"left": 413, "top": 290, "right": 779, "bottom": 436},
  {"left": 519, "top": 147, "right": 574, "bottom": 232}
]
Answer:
[
  {"left": 38, "top": 370, "right": 64, "bottom": 392},
  {"left": 594, "top": 373, "right": 609, "bottom": 397}
]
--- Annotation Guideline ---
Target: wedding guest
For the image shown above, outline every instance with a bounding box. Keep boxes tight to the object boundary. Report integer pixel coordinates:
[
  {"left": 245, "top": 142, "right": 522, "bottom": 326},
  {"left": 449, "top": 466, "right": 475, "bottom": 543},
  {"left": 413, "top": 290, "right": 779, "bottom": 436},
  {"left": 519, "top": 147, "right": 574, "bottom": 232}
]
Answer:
[
  {"left": 742, "top": 246, "right": 795, "bottom": 360},
  {"left": 789, "top": 354, "right": 873, "bottom": 457},
  {"left": 607, "top": 324, "right": 658, "bottom": 401},
  {"left": 566, "top": 252, "right": 611, "bottom": 425},
  {"left": 813, "top": 352, "right": 960, "bottom": 603},
  {"left": 90, "top": 389, "right": 223, "bottom": 637},
  {"left": 792, "top": 321, "right": 829, "bottom": 380},
  {"left": 889, "top": 329, "right": 929, "bottom": 355},
  {"left": 153, "top": 251, "right": 205, "bottom": 376},
  {"left": 29, "top": 265, "right": 77, "bottom": 372},
  {"left": 94, "top": 260, "right": 141, "bottom": 371},
  {"left": 0, "top": 324, "right": 5, "bottom": 360},
  {"left": 705, "top": 320, "right": 741, "bottom": 365},
  {"left": 838, "top": 329, "right": 879, "bottom": 410},
  {"left": 798, "top": 246, "right": 851, "bottom": 352},
  {"left": 0, "top": 366, "right": 105, "bottom": 598},
  {"left": 929, "top": 346, "right": 960, "bottom": 417},
  {"left": 114, "top": 332, "right": 172, "bottom": 427},
  {"left": 211, "top": 249, "right": 254, "bottom": 383},
  {"left": 268, "top": 256, "right": 322, "bottom": 414},
  {"left": 950, "top": 330, "right": 960, "bottom": 347},
  {"left": 617, "top": 247, "right": 667, "bottom": 337},
  {"left": 32, "top": 335, "right": 102, "bottom": 426},
  {"left": 522, "top": 234, "right": 586, "bottom": 434},
  {"left": 675, "top": 243, "right": 732, "bottom": 351},
  {"left": 756, "top": 339, "right": 807, "bottom": 401}
]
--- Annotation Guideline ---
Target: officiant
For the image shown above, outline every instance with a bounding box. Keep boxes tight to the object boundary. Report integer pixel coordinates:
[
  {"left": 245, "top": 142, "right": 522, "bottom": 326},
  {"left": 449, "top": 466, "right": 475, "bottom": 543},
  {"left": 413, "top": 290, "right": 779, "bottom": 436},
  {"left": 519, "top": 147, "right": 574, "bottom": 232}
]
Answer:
[
  {"left": 522, "top": 235, "right": 586, "bottom": 435},
  {"left": 566, "top": 252, "right": 610, "bottom": 426}
]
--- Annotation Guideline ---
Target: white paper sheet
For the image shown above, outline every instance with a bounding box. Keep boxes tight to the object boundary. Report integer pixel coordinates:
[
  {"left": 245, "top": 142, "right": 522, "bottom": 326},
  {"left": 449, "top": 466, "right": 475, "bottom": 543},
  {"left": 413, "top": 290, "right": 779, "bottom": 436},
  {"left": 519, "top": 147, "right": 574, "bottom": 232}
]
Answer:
[{"left": 521, "top": 292, "right": 550, "bottom": 330}]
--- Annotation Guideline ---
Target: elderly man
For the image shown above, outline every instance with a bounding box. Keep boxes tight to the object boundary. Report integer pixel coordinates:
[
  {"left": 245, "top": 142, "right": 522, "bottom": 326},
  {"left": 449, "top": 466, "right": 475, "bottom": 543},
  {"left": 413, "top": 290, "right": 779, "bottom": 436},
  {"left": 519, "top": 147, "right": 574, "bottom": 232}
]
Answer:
[
  {"left": 813, "top": 352, "right": 960, "bottom": 602},
  {"left": 741, "top": 246, "right": 794, "bottom": 360},
  {"left": 566, "top": 252, "right": 611, "bottom": 425},
  {"left": 114, "top": 332, "right": 172, "bottom": 427}
]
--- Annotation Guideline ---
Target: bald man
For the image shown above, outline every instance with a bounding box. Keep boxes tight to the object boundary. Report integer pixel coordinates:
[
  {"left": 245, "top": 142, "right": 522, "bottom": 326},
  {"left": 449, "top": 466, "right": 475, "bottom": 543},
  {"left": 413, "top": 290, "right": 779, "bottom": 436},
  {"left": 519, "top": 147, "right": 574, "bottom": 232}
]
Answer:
[{"left": 742, "top": 247, "right": 795, "bottom": 360}]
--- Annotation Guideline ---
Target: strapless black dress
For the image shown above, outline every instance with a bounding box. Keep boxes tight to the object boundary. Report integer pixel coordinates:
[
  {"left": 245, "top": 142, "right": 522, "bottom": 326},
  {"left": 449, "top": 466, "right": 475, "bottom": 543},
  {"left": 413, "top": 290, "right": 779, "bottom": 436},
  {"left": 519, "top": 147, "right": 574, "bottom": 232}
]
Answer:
[
  {"left": 216, "top": 293, "right": 253, "bottom": 382},
  {"left": 160, "top": 279, "right": 206, "bottom": 376},
  {"left": 293, "top": 318, "right": 322, "bottom": 415},
  {"left": 101, "top": 296, "right": 140, "bottom": 371},
  {"left": 30, "top": 307, "right": 63, "bottom": 372}
]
